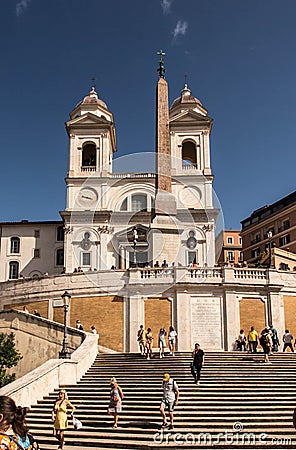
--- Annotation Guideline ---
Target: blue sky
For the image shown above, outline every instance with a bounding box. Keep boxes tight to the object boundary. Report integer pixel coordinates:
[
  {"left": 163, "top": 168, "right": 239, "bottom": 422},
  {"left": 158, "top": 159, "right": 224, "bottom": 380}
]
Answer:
[{"left": 1, "top": 0, "right": 296, "bottom": 229}]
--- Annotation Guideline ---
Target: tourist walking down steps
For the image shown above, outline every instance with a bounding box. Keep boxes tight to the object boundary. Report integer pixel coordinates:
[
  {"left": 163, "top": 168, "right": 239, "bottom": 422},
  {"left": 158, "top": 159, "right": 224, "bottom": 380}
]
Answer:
[
  {"left": 159, "top": 373, "right": 179, "bottom": 430},
  {"left": 108, "top": 377, "right": 124, "bottom": 429},
  {"left": 52, "top": 389, "right": 76, "bottom": 449},
  {"left": 191, "top": 343, "right": 205, "bottom": 385}
]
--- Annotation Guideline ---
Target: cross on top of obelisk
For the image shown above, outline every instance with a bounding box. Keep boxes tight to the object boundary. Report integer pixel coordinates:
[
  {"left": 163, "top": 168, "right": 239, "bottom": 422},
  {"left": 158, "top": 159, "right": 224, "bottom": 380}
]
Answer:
[{"left": 157, "top": 50, "right": 166, "bottom": 78}]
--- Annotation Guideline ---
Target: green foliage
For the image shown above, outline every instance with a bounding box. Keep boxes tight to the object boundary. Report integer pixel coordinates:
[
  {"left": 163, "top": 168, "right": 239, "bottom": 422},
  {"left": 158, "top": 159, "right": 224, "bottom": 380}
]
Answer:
[{"left": 0, "top": 332, "right": 23, "bottom": 387}]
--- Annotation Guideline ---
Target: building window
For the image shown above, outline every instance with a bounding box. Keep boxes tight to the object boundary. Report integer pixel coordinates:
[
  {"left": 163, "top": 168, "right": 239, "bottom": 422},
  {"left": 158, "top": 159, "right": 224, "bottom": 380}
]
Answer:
[
  {"left": 227, "top": 251, "right": 234, "bottom": 262},
  {"left": 10, "top": 237, "right": 20, "bottom": 254},
  {"left": 9, "top": 261, "right": 19, "bottom": 279},
  {"left": 239, "top": 251, "right": 243, "bottom": 262},
  {"left": 34, "top": 230, "right": 40, "bottom": 238},
  {"left": 56, "top": 249, "right": 64, "bottom": 266},
  {"left": 227, "top": 237, "right": 233, "bottom": 244},
  {"left": 57, "top": 226, "right": 64, "bottom": 241},
  {"left": 251, "top": 248, "right": 261, "bottom": 259},
  {"left": 239, "top": 237, "right": 242, "bottom": 245},
  {"left": 82, "top": 252, "right": 91, "bottom": 266},
  {"left": 279, "top": 234, "right": 290, "bottom": 246},
  {"left": 131, "top": 194, "right": 147, "bottom": 212},
  {"left": 34, "top": 249, "right": 40, "bottom": 258}
]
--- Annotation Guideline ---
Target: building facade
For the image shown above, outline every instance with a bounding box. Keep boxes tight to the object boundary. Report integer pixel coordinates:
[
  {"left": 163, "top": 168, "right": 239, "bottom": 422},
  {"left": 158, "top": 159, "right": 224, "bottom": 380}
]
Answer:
[
  {"left": 216, "top": 230, "right": 243, "bottom": 266},
  {"left": 0, "top": 221, "right": 64, "bottom": 282},
  {"left": 241, "top": 191, "right": 296, "bottom": 269}
]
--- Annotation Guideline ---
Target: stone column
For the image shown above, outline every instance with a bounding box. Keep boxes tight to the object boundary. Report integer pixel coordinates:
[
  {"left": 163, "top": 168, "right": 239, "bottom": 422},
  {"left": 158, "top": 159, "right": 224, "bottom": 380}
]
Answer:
[
  {"left": 175, "top": 292, "right": 192, "bottom": 351},
  {"left": 125, "top": 295, "right": 144, "bottom": 353},
  {"left": 224, "top": 292, "right": 240, "bottom": 351}
]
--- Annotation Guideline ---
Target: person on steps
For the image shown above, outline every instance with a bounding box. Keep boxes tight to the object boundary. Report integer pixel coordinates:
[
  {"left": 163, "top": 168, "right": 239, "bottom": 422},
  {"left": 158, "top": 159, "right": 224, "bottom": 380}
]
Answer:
[
  {"left": 52, "top": 389, "right": 75, "bottom": 449},
  {"left": 108, "top": 377, "right": 124, "bottom": 429},
  {"left": 159, "top": 373, "right": 179, "bottom": 430},
  {"left": 191, "top": 343, "right": 205, "bottom": 385}
]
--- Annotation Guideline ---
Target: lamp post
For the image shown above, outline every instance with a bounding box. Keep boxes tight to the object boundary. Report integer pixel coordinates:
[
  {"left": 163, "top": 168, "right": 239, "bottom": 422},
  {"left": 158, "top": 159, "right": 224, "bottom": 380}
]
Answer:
[
  {"left": 59, "top": 290, "right": 71, "bottom": 359},
  {"left": 267, "top": 231, "right": 274, "bottom": 269}
]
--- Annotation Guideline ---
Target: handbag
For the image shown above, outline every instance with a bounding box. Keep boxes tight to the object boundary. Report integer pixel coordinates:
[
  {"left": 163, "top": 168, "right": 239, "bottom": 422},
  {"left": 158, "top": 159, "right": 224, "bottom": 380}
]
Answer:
[{"left": 72, "top": 416, "right": 83, "bottom": 430}]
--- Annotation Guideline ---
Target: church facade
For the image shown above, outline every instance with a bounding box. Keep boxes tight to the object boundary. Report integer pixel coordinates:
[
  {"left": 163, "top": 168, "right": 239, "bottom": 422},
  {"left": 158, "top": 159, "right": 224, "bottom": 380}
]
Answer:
[{"left": 1, "top": 61, "right": 296, "bottom": 353}]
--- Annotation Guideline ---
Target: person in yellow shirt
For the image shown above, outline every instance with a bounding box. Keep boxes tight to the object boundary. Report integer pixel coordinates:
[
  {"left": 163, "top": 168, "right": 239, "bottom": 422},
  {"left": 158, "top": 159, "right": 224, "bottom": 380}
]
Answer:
[{"left": 247, "top": 326, "right": 259, "bottom": 353}]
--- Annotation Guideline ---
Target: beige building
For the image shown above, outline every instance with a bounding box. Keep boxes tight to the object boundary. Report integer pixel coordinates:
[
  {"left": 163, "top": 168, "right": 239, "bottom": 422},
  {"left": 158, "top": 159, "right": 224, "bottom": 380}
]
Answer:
[{"left": 0, "top": 221, "right": 64, "bottom": 281}]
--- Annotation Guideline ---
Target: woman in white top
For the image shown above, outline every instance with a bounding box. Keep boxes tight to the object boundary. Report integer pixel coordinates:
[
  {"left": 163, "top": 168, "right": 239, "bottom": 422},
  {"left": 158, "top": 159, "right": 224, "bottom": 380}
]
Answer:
[{"left": 168, "top": 326, "right": 177, "bottom": 356}]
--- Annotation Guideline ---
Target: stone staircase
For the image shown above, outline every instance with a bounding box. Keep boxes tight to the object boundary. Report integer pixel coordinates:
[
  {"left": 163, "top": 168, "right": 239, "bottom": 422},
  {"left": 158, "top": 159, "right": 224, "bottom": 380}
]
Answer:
[{"left": 28, "top": 352, "right": 296, "bottom": 449}]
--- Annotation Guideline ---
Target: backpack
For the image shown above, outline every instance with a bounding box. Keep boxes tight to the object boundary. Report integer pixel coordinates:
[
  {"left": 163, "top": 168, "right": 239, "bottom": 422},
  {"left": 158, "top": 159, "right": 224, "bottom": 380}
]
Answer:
[{"left": 259, "top": 334, "right": 268, "bottom": 346}]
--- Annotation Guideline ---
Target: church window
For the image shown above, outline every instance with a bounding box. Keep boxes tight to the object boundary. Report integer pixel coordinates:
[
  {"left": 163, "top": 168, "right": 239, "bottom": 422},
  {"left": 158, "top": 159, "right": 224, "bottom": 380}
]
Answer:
[
  {"left": 188, "top": 251, "right": 197, "bottom": 265},
  {"left": 120, "top": 198, "right": 128, "bottom": 211},
  {"left": 10, "top": 237, "right": 20, "bottom": 254},
  {"left": 82, "top": 252, "right": 91, "bottom": 266},
  {"left": 57, "top": 226, "right": 64, "bottom": 241},
  {"left": 56, "top": 249, "right": 64, "bottom": 266},
  {"left": 182, "top": 141, "right": 198, "bottom": 168},
  {"left": 132, "top": 194, "right": 147, "bottom": 212},
  {"left": 9, "top": 261, "right": 19, "bottom": 279},
  {"left": 82, "top": 143, "right": 96, "bottom": 167}
]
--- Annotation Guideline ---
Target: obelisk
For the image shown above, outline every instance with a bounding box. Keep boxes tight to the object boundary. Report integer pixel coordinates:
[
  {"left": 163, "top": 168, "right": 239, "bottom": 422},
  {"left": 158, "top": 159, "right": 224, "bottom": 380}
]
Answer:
[{"left": 154, "top": 50, "right": 176, "bottom": 216}]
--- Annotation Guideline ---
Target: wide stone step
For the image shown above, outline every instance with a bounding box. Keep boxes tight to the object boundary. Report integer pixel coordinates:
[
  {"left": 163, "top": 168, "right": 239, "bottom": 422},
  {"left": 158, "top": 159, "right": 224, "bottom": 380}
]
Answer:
[{"left": 28, "top": 352, "right": 296, "bottom": 449}]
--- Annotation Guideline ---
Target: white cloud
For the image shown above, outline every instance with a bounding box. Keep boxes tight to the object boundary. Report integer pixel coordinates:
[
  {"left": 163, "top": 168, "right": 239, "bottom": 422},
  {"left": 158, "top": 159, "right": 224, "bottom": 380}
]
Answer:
[
  {"left": 16, "top": 0, "right": 31, "bottom": 17},
  {"left": 172, "top": 20, "right": 188, "bottom": 39},
  {"left": 161, "top": 0, "right": 173, "bottom": 15}
]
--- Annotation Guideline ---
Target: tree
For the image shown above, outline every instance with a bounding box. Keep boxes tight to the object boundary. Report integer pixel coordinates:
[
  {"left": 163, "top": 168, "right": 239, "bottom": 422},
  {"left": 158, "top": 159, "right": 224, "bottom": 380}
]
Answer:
[{"left": 0, "top": 332, "right": 23, "bottom": 387}]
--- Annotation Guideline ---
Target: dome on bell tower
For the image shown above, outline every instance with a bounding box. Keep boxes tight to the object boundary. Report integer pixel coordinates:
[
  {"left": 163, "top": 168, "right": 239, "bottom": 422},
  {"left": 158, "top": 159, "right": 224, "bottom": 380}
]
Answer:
[
  {"left": 69, "top": 86, "right": 112, "bottom": 121},
  {"left": 170, "top": 83, "right": 208, "bottom": 117}
]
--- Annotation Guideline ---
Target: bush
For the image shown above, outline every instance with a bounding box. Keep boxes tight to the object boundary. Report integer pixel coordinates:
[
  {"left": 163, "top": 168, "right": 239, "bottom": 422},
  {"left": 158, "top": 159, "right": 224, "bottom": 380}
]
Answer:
[{"left": 0, "top": 332, "right": 23, "bottom": 387}]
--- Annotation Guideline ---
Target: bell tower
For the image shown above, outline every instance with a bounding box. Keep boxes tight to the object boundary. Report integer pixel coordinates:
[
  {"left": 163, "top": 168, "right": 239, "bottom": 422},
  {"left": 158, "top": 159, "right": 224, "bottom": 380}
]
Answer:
[{"left": 65, "top": 86, "right": 116, "bottom": 211}]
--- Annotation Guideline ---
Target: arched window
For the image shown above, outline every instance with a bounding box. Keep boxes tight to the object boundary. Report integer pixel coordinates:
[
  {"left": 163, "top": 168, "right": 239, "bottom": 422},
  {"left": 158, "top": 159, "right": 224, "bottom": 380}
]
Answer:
[
  {"left": 57, "top": 226, "right": 64, "bottom": 241},
  {"left": 82, "top": 143, "right": 96, "bottom": 167},
  {"left": 182, "top": 141, "right": 197, "bottom": 168},
  {"left": 120, "top": 198, "right": 128, "bottom": 211},
  {"left": 10, "top": 237, "right": 20, "bottom": 254},
  {"left": 132, "top": 194, "right": 147, "bottom": 212},
  {"left": 9, "top": 261, "right": 19, "bottom": 279},
  {"left": 56, "top": 249, "right": 64, "bottom": 266}
]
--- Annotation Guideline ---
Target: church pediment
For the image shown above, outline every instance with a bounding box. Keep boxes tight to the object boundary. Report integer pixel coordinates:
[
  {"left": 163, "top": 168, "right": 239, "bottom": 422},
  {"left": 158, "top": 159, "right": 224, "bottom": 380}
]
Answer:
[
  {"left": 66, "top": 112, "right": 110, "bottom": 127},
  {"left": 169, "top": 110, "right": 212, "bottom": 125}
]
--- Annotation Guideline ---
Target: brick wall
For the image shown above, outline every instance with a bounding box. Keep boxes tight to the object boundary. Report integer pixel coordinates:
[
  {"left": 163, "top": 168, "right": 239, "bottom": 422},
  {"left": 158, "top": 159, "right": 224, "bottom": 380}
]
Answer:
[
  {"left": 283, "top": 295, "right": 296, "bottom": 350},
  {"left": 239, "top": 298, "right": 266, "bottom": 347},
  {"left": 144, "top": 298, "right": 172, "bottom": 349},
  {"left": 7, "top": 301, "right": 49, "bottom": 318}
]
